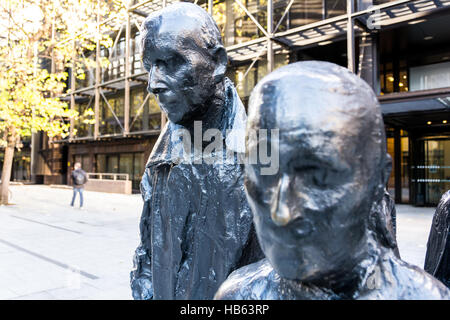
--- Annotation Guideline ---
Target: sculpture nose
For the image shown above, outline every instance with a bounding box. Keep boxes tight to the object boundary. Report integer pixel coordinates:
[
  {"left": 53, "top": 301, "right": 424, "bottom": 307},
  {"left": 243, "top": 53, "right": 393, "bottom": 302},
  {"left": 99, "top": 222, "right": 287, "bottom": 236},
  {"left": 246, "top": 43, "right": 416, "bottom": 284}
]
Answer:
[
  {"left": 270, "top": 174, "right": 293, "bottom": 226},
  {"left": 148, "top": 65, "right": 168, "bottom": 95}
]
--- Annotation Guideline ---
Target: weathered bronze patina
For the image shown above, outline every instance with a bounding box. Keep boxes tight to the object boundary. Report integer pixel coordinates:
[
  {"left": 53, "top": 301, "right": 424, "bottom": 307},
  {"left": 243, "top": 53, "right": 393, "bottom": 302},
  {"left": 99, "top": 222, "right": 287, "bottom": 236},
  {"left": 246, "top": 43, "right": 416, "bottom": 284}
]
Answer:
[
  {"left": 215, "top": 61, "right": 450, "bottom": 300},
  {"left": 425, "top": 190, "right": 450, "bottom": 288},
  {"left": 130, "top": 3, "right": 263, "bottom": 300}
]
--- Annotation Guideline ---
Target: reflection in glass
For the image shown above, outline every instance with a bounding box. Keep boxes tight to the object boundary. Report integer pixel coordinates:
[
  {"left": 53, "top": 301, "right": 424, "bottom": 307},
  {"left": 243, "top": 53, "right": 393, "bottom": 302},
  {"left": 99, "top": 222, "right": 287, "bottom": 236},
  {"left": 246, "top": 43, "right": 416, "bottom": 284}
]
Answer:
[
  {"left": 95, "top": 152, "right": 144, "bottom": 191},
  {"left": 212, "top": 0, "right": 346, "bottom": 46},
  {"left": 133, "top": 153, "right": 144, "bottom": 190},
  {"left": 424, "top": 139, "right": 450, "bottom": 204},
  {"left": 74, "top": 100, "right": 94, "bottom": 138},
  {"left": 107, "top": 155, "right": 119, "bottom": 173},
  {"left": 99, "top": 94, "right": 124, "bottom": 135},
  {"left": 119, "top": 153, "right": 133, "bottom": 178},
  {"left": 130, "top": 88, "right": 161, "bottom": 132}
]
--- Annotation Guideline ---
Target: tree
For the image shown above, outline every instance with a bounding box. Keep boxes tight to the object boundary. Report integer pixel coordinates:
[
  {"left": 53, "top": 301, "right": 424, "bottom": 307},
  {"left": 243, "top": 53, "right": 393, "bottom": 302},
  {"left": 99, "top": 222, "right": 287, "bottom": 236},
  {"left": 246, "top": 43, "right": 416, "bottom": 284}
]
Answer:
[{"left": 0, "top": 0, "right": 123, "bottom": 205}]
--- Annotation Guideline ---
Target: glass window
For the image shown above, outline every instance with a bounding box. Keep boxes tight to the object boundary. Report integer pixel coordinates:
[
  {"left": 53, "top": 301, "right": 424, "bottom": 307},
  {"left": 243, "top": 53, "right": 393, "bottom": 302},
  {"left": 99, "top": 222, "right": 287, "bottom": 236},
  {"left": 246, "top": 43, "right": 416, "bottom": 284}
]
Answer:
[
  {"left": 72, "top": 154, "right": 90, "bottom": 172},
  {"left": 325, "top": 0, "right": 346, "bottom": 19},
  {"left": 94, "top": 152, "right": 145, "bottom": 190},
  {"left": 424, "top": 140, "right": 450, "bottom": 204},
  {"left": 232, "top": 53, "right": 288, "bottom": 103},
  {"left": 410, "top": 61, "right": 450, "bottom": 91},
  {"left": 100, "top": 94, "right": 124, "bottom": 135},
  {"left": 107, "top": 155, "right": 119, "bottom": 173},
  {"left": 119, "top": 153, "right": 133, "bottom": 179},
  {"left": 289, "top": 0, "right": 324, "bottom": 29},
  {"left": 386, "top": 131, "right": 395, "bottom": 199},
  {"left": 74, "top": 101, "right": 94, "bottom": 138},
  {"left": 117, "top": 37, "right": 126, "bottom": 57},
  {"left": 130, "top": 88, "right": 161, "bottom": 132},
  {"left": 132, "top": 153, "right": 145, "bottom": 190},
  {"left": 235, "top": 64, "right": 257, "bottom": 100},
  {"left": 399, "top": 70, "right": 408, "bottom": 92},
  {"left": 413, "top": 139, "right": 450, "bottom": 205},
  {"left": 96, "top": 154, "right": 106, "bottom": 173},
  {"left": 213, "top": 0, "right": 265, "bottom": 46},
  {"left": 82, "top": 155, "right": 91, "bottom": 172},
  {"left": 211, "top": 0, "right": 346, "bottom": 46},
  {"left": 401, "top": 132, "right": 409, "bottom": 203},
  {"left": 131, "top": 89, "right": 144, "bottom": 132},
  {"left": 12, "top": 151, "right": 31, "bottom": 181}
]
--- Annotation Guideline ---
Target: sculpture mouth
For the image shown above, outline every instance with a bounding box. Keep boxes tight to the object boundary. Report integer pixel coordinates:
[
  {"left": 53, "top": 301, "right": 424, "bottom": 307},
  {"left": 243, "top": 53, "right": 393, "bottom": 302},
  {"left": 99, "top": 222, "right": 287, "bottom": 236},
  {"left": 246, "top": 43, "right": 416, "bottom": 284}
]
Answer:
[
  {"left": 267, "top": 219, "right": 314, "bottom": 250},
  {"left": 286, "top": 219, "right": 314, "bottom": 240},
  {"left": 157, "top": 90, "right": 175, "bottom": 100}
]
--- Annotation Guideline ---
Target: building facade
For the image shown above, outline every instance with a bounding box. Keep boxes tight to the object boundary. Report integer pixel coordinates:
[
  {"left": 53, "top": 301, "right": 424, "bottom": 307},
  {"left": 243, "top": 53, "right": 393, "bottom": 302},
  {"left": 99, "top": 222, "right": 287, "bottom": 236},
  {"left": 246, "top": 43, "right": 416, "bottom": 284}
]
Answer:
[{"left": 27, "top": 0, "right": 450, "bottom": 205}]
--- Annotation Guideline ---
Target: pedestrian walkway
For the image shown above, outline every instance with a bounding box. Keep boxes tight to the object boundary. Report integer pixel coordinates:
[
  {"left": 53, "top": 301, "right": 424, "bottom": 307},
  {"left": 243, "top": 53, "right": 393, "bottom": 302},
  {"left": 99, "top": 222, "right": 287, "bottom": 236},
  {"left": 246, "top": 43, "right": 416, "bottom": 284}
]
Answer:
[
  {"left": 0, "top": 185, "right": 440, "bottom": 299},
  {"left": 0, "top": 185, "right": 142, "bottom": 299},
  {"left": 396, "top": 204, "right": 435, "bottom": 268}
]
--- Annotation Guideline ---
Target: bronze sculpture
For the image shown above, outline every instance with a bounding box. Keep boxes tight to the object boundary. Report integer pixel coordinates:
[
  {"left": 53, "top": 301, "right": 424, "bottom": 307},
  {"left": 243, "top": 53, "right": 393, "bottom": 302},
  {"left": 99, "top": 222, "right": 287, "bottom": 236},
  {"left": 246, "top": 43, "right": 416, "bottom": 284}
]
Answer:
[
  {"left": 372, "top": 190, "right": 401, "bottom": 259},
  {"left": 424, "top": 190, "right": 450, "bottom": 288},
  {"left": 130, "top": 3, "right": 263, "bottom": 300},
  {"left": 215, "top": 61, "right": 450, "bottom": 300}
]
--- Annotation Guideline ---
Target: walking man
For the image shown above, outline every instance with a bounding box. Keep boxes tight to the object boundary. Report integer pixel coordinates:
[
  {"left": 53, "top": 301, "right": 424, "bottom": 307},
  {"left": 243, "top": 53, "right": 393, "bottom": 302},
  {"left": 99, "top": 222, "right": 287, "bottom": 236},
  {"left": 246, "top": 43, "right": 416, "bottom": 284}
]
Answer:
[{"left": 70, "top": 162, "right": 87, "bottom": 209}]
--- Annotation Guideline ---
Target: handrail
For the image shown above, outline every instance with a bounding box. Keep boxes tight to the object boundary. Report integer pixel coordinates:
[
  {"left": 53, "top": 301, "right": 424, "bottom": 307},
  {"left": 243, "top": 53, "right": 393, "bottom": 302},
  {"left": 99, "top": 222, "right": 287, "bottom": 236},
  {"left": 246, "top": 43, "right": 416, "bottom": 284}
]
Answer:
[{"left": 87, "top": 172, "right": 130, "bottom": 181}]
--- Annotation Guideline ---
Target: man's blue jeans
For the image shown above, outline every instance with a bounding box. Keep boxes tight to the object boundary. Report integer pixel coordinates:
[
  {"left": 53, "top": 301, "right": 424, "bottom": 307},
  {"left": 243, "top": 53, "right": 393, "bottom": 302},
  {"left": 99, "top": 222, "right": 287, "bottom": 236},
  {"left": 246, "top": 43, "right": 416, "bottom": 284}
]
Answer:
[{"left": 71, "top": 187, "right": 84, "bottom": 208}]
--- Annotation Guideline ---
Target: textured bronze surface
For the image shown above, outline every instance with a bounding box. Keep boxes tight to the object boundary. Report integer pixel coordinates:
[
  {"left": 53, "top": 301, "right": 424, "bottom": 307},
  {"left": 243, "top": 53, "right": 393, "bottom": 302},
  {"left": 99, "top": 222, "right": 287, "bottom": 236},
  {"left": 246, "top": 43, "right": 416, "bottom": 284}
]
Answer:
[
  {"left": 425, "top": 190, "right": 450, "bottom": 288},
  {"left": 215, "top": 61, "right": 450, "bottom": 300},
  {"left": 130, "top": 3, "right": 263, "bottom": 300}
]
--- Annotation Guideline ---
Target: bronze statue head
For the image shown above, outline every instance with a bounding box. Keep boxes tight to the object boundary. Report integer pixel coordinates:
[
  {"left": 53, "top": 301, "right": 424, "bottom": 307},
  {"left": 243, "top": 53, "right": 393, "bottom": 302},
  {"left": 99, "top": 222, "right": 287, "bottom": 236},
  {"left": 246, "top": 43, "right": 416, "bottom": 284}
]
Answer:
[
  {"left": 245, "top": 61, "right": 391, "bottom": 282},
  {"left": 141, "top": 3, "right": 228, "bottom": 125}
]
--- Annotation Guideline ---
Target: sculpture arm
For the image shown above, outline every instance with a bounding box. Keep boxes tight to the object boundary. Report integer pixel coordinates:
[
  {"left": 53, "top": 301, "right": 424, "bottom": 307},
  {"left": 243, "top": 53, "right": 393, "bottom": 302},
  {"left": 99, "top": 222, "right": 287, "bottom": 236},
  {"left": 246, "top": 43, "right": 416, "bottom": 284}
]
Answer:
[{"left": 130, "top": 170, "right": 154, "bottom": 300}]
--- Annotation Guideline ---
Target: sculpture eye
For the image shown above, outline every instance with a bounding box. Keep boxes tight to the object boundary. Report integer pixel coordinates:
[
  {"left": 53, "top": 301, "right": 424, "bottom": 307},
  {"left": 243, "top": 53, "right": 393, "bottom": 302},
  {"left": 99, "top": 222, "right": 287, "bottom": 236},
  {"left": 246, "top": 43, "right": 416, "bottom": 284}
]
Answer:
[
  {"left": 294, "top": 164, "right": 329, "bottom": 188},
  {"left": 155, "top": 59, "right": 167, "bottom": 68},
  {"left": 294, "top": 164, "right": 320, "bottom": 172},
  {"left": 165, "top": 54, "right": 185, "bottom": 71}
]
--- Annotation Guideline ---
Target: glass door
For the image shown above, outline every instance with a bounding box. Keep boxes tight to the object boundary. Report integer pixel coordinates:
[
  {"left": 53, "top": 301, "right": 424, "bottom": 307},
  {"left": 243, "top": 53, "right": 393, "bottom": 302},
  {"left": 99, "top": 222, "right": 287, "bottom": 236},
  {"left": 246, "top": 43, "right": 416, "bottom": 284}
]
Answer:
[{"left": 412, "top": 138, "right": 450, "bottom": 205}]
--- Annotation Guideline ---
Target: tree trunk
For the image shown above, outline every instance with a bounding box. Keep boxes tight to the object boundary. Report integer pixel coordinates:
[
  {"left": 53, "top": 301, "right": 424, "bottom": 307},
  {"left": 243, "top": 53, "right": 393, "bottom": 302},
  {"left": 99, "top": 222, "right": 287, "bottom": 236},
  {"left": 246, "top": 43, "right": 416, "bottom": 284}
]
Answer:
[{"left": 0, "top": 130, "right": 15, "bottom": 205}]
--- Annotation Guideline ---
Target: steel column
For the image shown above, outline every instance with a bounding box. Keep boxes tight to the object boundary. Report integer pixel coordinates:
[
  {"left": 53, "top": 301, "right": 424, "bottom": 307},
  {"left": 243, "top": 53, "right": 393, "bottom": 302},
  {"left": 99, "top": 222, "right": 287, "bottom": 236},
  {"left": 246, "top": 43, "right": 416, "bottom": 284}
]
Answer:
[
  {"left": 94, "top": 0, "right": 100, "bottom": 139},
  {"left": 394, "top": 127, "right": 402, "bottom": 203},
  {"left": 347, "top": 0, "right": 355, "bottom": 73},
  {"left": 124, "top": 6, "right": 131, "bottom": 135},
  {"left": 267, "top": 0, "right": 274, "bottom": 73},
  {"left": 70, "top": 41, "right": 76, "bottom": 140}
]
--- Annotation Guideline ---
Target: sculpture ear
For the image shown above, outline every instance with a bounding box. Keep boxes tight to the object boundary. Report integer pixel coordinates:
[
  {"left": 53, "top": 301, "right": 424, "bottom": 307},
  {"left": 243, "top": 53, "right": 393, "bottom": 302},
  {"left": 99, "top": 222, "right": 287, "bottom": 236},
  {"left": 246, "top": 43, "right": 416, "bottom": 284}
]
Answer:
[
  {"left": 212, "top": 46, "right": 228, "bottom": 83},
  {"left": 383, "top": 153, "right": 393, "bottom": 186}
]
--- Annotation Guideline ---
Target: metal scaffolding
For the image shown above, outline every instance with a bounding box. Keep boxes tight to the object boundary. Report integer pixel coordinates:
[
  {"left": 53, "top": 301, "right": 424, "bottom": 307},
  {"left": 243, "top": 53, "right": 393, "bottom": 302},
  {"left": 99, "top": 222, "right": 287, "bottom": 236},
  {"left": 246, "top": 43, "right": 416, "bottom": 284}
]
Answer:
[{"left": 63, "top": 0, "right": 450, "bottom": 142}]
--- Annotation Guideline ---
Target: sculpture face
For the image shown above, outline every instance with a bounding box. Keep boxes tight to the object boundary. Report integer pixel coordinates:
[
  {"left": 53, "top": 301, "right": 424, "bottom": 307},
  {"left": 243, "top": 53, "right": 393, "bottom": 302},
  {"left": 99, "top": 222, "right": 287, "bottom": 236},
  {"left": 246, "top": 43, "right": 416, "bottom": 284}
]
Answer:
[
  {"left": 245, "top": 62, "right": 386, "bottom": 282},
  {"left": 142, "top": 9, "right": 226, "bottom": 125}
]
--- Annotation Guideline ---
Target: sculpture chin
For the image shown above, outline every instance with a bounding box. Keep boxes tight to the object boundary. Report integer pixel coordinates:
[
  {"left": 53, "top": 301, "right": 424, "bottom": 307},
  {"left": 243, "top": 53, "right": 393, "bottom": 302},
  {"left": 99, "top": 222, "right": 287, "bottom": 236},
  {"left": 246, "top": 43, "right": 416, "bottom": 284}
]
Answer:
[
  {"left": 165, "top": 110, "right": 185, "bottom": 125},
  {"left": 159, "top": 103, "right": 191, "bottom": 125},
  {"left": 269, "top": 254, "right": 317, "bottom": 281}
]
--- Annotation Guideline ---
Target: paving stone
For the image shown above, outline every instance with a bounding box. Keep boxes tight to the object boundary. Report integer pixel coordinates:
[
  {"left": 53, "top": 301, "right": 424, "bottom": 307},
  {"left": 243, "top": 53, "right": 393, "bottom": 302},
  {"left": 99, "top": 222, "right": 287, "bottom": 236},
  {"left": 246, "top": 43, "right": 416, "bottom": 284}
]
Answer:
[
  {"left": 0, "top": 185, "right": 441, "bottom": 299},
  {"left": 0, "top": 185, "right": 141, "bottom": 300}
]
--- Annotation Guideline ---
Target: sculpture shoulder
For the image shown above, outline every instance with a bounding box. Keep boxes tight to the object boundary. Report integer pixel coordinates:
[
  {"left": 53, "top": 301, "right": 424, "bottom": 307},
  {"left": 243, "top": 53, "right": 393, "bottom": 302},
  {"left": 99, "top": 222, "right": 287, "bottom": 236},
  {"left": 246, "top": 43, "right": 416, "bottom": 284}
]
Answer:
[
  {"left": 214, "top": 259, "right": 281, "bottom": 300},
  {"left": 382, "top": 257, "right": 450, "bottom": 300},
  {"left": 424, "top": 191, "right": 450, "bottom": 274}
]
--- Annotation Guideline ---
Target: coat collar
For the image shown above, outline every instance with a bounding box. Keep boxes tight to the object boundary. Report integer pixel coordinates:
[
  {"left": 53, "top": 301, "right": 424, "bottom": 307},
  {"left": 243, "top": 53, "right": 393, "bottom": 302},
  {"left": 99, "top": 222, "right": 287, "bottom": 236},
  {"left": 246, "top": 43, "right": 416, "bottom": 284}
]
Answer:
[{"left": 146, "top": 78, "right": 247, "bottom": 168}]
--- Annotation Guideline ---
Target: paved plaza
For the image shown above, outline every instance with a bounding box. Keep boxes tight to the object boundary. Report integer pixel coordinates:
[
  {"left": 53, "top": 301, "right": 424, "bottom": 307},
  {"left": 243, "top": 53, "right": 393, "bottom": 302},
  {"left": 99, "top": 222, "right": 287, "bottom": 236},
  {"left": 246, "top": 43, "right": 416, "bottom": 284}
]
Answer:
[
  {"left": 0, "top": 185, "right": 439, "bottom": 300},
  {"left": 0, "top": 185, "right": 142, "bottom": 300}
]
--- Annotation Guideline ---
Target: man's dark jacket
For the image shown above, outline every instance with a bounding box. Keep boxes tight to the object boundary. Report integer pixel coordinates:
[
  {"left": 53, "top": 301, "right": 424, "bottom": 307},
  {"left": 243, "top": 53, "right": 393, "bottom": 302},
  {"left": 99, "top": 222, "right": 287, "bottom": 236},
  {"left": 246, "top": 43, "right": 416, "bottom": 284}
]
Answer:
[
  {"left": 130, "top": 78, "right": 263, "bottom": 299},
  {"left": 71, "top": 168, "right": 88, "bottom": 187}
]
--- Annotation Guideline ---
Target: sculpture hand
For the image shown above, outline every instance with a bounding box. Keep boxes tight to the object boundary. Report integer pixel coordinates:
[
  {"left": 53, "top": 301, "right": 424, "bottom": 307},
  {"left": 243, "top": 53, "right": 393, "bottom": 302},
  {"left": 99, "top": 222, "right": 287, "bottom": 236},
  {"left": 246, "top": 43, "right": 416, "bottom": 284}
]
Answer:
[{"left": 131, "top": 277, "right": 153, "bottom": 300}]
